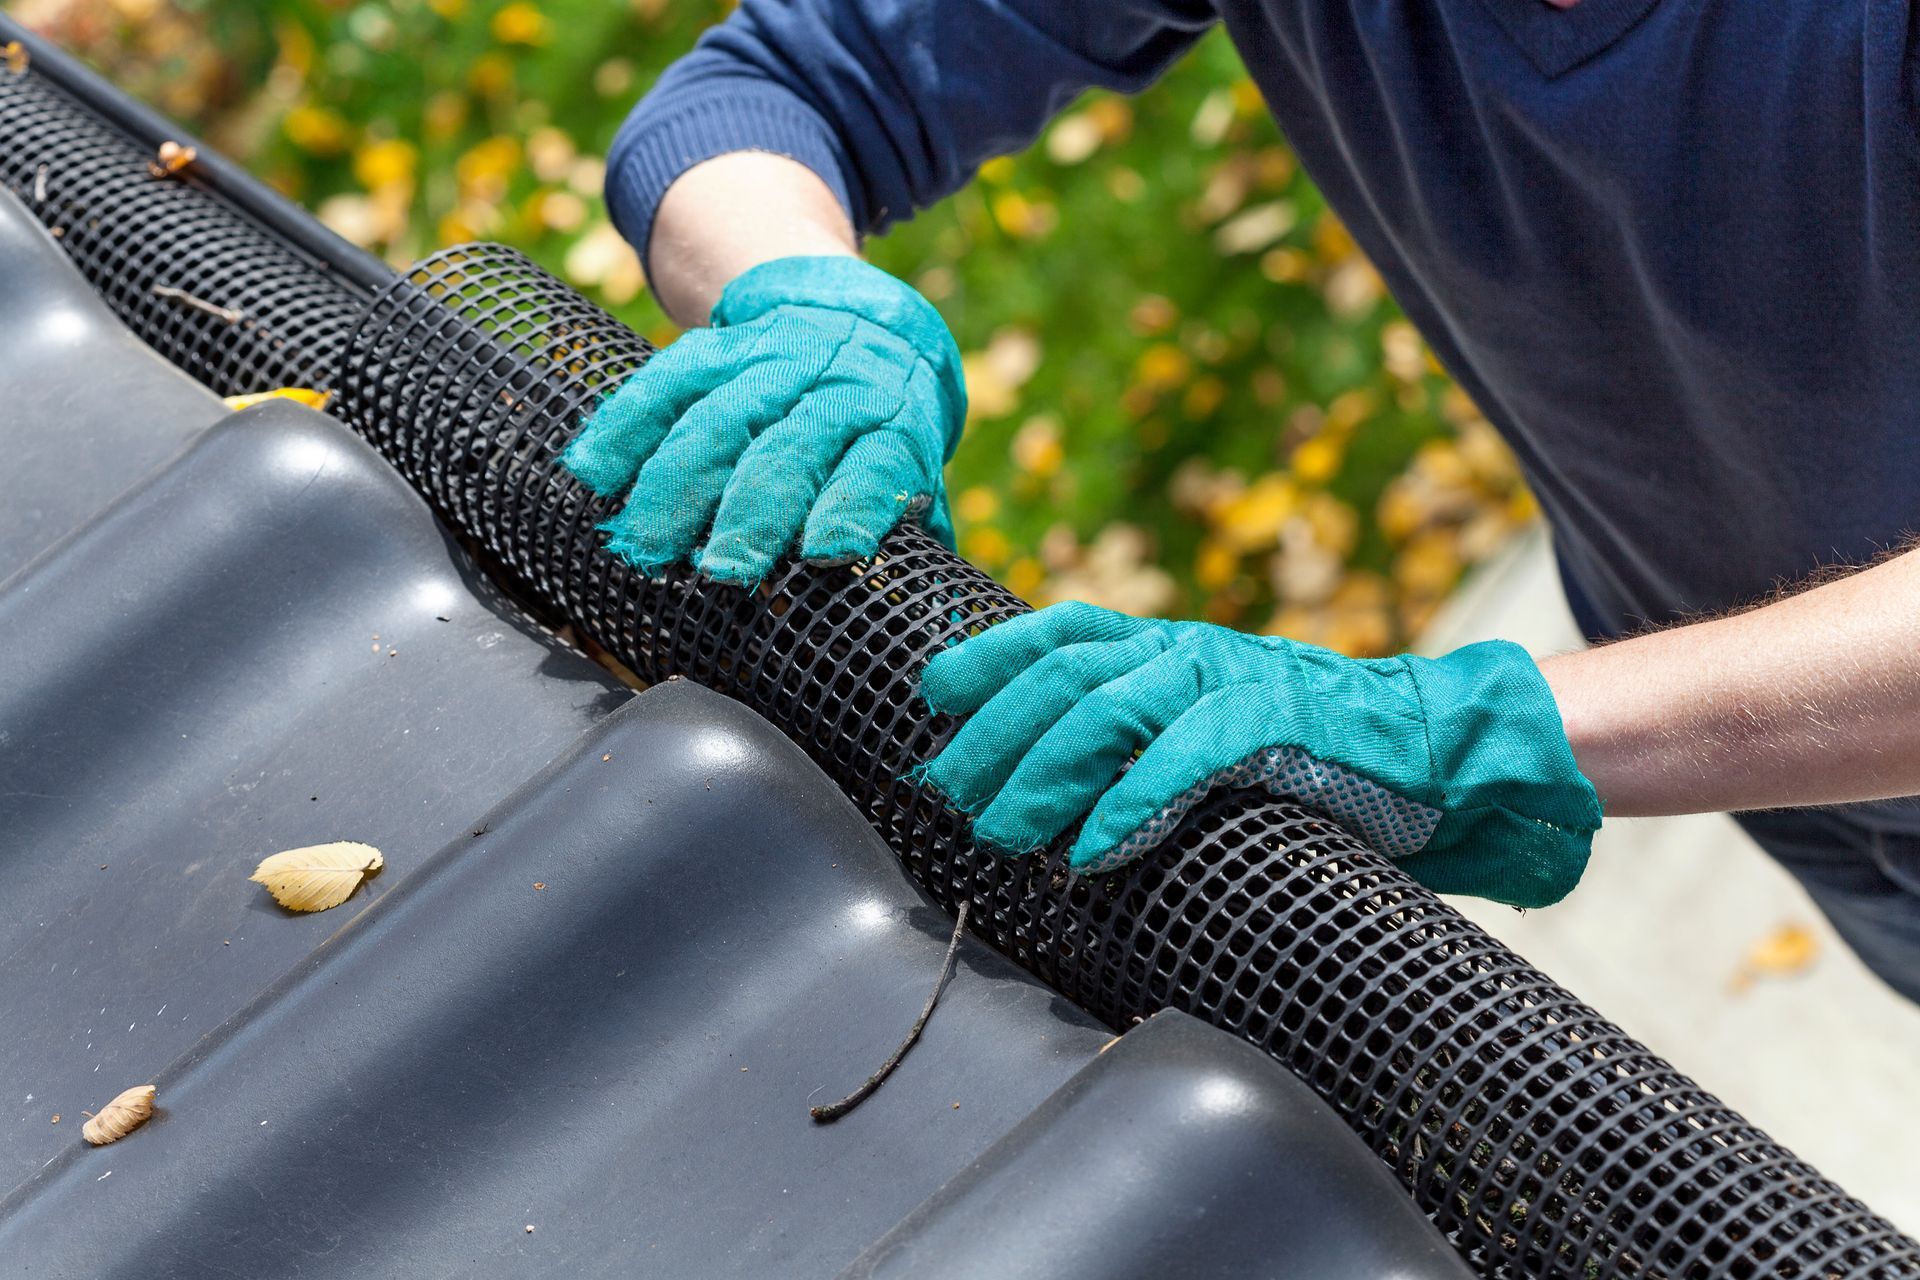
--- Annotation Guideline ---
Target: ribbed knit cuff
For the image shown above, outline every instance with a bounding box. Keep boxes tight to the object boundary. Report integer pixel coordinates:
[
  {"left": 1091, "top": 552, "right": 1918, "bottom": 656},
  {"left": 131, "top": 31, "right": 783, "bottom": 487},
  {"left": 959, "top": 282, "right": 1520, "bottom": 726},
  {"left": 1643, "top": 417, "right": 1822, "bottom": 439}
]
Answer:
[{"left": 605, "top": 88, "right": 859, "bottom": 285}]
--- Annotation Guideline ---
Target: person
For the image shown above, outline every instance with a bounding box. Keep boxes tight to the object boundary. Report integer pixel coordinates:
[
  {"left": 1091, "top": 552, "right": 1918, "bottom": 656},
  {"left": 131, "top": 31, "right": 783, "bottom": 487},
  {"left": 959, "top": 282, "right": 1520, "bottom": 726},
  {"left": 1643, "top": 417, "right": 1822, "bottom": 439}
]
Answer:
[{"left": 562, "top": 0, "right": 1920, "bottom": 1002}]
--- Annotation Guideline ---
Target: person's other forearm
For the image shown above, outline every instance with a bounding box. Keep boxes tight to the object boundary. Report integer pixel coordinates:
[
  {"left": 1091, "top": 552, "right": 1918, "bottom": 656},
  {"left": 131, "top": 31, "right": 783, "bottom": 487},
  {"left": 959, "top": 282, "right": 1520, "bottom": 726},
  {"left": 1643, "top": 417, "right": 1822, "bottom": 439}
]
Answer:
[
  {"left": 1540, "top": 547, "right": 1920, "bottom": 815},
  {"left": 646, "top": 151, "right": 858, "bottom": 327}
]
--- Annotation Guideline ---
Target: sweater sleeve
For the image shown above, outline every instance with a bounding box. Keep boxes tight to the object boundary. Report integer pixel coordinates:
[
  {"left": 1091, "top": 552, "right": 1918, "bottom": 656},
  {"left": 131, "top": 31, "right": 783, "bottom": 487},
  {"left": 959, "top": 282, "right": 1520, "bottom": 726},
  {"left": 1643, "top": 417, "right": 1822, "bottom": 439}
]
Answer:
[{"left": 605, "top": 0, "right": 1217, "bottom": 271}]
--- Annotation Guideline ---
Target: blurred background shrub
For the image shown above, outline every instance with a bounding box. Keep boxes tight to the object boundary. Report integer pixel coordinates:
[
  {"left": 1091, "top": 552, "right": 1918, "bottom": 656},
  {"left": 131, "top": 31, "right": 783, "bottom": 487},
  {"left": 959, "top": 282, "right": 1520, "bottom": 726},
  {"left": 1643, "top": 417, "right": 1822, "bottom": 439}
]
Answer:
[{"left": 9, "top": 0, "right": 1538, "bottom": 653}]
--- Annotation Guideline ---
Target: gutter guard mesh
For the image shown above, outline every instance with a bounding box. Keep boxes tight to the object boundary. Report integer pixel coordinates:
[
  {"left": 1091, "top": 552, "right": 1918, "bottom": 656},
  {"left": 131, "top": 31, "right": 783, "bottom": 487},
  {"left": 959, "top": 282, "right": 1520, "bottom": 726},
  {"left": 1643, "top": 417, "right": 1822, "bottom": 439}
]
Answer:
[
  {"left": 335, "top": 243, "right": 1920, "bottom": 1280},
  {"left": 0, "top": 59, "right": 363, "bottom": 394}
]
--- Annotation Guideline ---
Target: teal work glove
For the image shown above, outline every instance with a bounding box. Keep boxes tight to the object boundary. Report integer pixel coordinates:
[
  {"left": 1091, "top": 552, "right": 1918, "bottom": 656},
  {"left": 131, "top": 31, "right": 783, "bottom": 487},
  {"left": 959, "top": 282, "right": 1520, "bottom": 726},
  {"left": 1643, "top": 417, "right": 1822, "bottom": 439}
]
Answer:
[
  {"left": 916, "top": 603, "right": 1603, "bottom": 909},
  {"left": 563, "top": 256, "right": 965, "bottom": 585}
]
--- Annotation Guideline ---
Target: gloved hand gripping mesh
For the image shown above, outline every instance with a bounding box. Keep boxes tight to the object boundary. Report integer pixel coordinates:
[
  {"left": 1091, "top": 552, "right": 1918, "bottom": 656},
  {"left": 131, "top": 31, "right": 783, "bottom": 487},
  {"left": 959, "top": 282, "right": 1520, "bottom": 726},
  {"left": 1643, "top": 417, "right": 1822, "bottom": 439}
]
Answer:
[{"left": 335, "top": 244, "right": 1920, "bottom": 1280}]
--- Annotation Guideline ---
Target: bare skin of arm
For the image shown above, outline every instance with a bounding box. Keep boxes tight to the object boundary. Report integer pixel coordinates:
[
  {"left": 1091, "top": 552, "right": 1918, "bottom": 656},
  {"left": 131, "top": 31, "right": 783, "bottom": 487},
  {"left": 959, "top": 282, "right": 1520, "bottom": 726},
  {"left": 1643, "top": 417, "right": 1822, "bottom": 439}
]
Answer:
[
  {"left": 641, "top": 150, "right": 1920, "bottom": 825},
  {"left": 645, "top": 151, "right": 859, "bottom": 327},
  {"left": 1542, "top": 547, "right": 1920, "bottom": 816}
]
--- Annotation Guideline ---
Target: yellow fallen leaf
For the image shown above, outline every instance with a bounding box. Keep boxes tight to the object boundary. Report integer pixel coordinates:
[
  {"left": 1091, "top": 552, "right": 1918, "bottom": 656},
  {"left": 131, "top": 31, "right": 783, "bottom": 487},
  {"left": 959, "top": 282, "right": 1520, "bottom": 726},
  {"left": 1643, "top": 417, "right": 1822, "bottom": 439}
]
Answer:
[
  {"left": 221, "top": 387, "right": 332, "bottom": 412},
  {"left": 1746, "top": 922, "right": 1820, "bottom": 976},
  {"left": 82, "top": 1084, "right": 155, "bottom": 1146},
  {"left": 250, "top": 841, "right": 383, "bottom": 913}
]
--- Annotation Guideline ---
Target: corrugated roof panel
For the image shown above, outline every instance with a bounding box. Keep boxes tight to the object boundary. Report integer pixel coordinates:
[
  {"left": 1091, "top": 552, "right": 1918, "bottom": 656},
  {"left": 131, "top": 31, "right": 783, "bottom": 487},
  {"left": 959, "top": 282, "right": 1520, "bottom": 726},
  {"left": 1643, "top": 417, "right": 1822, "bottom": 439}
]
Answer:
[
  {"left": 2, "top": 678, "right": 1469, "bottom": 1278},
  {"left": 0, "top": 397, "right": 627, "bottom": 1190}
]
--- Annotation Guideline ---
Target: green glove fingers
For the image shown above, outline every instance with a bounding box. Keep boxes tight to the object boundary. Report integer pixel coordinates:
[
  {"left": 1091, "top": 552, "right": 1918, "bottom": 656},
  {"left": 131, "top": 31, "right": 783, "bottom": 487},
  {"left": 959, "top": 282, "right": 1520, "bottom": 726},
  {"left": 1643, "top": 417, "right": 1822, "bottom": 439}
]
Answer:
[
  {"left": 698, "top": 384, "right": 894, "bottom": 582},
  {"left": 562, "top": 256, "right": 966, "bottom": 586},
  {"left": 803, "top": 361, "right": 958, "bottom": 559},
  {"left": 970, "top": 657, "right": 1197, "bottom": 854},
  {"left": 562, "top": 330, "right": 735, "bottom": 499},
  {"left": 1069, "top": 682, "right": 1324, "bottom": 874},
  {"left": 803, "top": 429, "right": 946, "bottom": 563},
  {"left": 920, "top": 601, "right": 1156, "bottom": 716},
  {"left": 919, "top": 631, "right": 1175, "bottom": 814},
  {"left": 914, "top": 604, "right": 1603, "bottom": 909},
  {"left": 597, "top": 374, "right": 793, "bottom": 571}
]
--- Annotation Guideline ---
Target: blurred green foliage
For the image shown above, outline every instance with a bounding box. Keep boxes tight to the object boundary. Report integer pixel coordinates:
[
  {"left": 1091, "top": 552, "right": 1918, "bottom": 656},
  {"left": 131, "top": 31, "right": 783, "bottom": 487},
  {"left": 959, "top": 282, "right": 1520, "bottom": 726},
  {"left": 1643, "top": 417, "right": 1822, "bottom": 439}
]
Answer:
[{"left": 14, "top": 0, "right": 1536, "bottom": 653}]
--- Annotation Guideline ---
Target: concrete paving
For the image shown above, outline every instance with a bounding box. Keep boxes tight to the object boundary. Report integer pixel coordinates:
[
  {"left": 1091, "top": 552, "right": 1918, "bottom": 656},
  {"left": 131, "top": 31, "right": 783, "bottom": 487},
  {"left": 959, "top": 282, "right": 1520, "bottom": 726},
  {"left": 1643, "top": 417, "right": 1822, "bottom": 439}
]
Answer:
[{"left": 1421, "top": 528, "right": 1920, "bottom": 1236}]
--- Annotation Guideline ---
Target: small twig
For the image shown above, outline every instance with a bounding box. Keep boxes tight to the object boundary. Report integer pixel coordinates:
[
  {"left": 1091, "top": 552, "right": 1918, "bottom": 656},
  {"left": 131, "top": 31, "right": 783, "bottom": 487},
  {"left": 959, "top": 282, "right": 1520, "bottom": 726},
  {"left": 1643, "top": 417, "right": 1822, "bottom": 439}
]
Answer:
[
  {"left": 32, "top": 164, "right": 46, "bottom": 203},
  {"left": 810, "top": 900, "right": 969, "bottom": 1123},
  {"left": 151, "top": 284, "right": 244, "bottom": 324}
]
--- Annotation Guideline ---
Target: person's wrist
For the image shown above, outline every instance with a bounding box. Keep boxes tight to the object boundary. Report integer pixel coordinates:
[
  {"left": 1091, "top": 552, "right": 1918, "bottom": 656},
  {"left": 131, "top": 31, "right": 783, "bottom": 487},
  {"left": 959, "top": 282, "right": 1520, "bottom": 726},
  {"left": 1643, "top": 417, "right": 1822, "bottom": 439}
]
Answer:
[{"left": 645, "top": 150, "right": 858, "bottom": 325}]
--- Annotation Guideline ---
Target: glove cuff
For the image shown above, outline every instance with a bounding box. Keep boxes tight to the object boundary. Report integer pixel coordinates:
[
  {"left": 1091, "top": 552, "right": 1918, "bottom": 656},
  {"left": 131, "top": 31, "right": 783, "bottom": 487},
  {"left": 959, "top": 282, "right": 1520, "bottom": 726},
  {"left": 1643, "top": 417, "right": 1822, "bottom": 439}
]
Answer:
[
  {"left": 1410, "top": 639, "right": 1602, "bottom": 831},
  {"left": 712, "top": 256, "right": 967, "bottom": 451}
]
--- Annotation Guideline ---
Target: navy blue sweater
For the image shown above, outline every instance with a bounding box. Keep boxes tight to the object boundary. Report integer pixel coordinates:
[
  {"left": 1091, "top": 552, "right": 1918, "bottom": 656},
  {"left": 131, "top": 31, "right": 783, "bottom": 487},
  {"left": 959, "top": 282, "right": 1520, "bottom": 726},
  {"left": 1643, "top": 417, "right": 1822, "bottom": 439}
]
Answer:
[{"left": 609, "top": 2, "right": 1920, "bottom": 799}]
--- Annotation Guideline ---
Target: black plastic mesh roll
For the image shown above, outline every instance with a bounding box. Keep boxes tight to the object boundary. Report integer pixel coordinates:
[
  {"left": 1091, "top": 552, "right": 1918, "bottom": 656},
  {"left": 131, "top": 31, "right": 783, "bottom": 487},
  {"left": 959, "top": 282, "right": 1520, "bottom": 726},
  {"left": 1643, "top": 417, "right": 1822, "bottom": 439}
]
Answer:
[
  {"left": 0, "top": 45, "right": 369, "bottom": 394},
  {"left": 332, "top": 244, "right": 1920, "bottom": 1280}
]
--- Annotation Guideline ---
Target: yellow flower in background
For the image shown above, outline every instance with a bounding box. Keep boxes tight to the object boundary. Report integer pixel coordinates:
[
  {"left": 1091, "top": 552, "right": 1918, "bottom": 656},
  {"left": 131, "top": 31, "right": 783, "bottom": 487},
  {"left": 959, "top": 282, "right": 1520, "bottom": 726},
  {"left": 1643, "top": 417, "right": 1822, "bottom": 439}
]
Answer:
[
  {"left": 424, "top": 90, "right": 467, "bottom": 141},
  {"left": 1195, "top": 538, "right": 1239, "bottom": 591},
  {"left": 1302, "top": 492, "right": 1360, "bottom": 558},
  {"left": 1181, "top": 376, "right": 1226, "bottom": 421},
  {"left": 962, "top": 526, "right": 1013, "bottom": 567},
  {"left": 1011, "top": 415, "right": 1065, "bottom": 478},
  {"left": 427, "top": 0, "right": 467, "bottom": 18},
  {"left": 491, "top": 2, "right": 550, "bottom": 46},
  {"left": 563, "top": 221, "right": 646, "bottom": 304},
  {"left": 532, "top": 188, "right": 588, "bottom": 233},
  {"left": 1324, "top": 387, "right": 1377, "bottom": 434},
  {"left": 962, "top": 327, "right": 1043, "bottom": 422},
  {"left": 1393, "top": 528, "right": 1464, "bottom": 598},
  {"left": 1211, "top": 474, "right": 1297, "bottom": 553},
  {"left": 990, "top": 191, "right": 1055, "bottom": 239},
  {"left": 456, "top": 134, "right": 521, "bottom": 201},
  {"left": 1380, "top": 319, "right": 1426, "bottom": 384},
  {"left": 1086, "top": 96, "right": 1133, "bottom": 143},
  {"left": 1259, "top": 247, "right": 1310, "bottom": 283},
  {"left": 352, "top": 137, "right": 416, "bottom": 192},
  {"left": 1289, "top": 433, "right": 1343, "bottom": 486},
  {"left": 1135, "top": 343, "right": 1192, "bottom": 392},
  {"left": 283, "top": 103, "right": 351, "bottom": 155},
  {"left": 955, "top": 486, "right": 999, "bottom": 524},
  {"left": 1004, "top": 556, "right": 1047, "bottom": 602},
  {"left": 1313, "top": 213, "right": 1358, "bottom": 264},
  {"left": 526, "top": 126, "right": 577, "bottom": 183},
  {"left": 468, "top": 51, "right": 514, "bottom": 96},
  {"left": 1252, "top": 146, "right": 1294, "bottom": 189},
  {"left": 273, "top": 18, "right": 315, "bottom": 78}
]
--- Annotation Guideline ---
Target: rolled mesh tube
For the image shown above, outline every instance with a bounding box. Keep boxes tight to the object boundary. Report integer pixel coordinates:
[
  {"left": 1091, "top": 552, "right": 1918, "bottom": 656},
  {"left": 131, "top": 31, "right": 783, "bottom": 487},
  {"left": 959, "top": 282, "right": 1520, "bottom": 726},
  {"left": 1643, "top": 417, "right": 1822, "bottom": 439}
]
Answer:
[{"left": 333, "top": 244, "right": 1920, "bottom": 1280}]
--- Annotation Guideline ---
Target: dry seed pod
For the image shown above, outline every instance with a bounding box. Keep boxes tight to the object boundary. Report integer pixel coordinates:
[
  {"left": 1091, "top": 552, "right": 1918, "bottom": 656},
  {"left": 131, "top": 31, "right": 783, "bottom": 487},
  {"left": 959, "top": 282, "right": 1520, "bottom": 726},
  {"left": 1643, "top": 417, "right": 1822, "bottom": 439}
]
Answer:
[
  {"left": 148, "top": 140, "right": 196, "bottom": 179},
  {"left": 250, "top": 841, "right": 384, "bottom": 913},
  {"left": 82, "top": 1085, "right": 155, "bottom": 1146}
]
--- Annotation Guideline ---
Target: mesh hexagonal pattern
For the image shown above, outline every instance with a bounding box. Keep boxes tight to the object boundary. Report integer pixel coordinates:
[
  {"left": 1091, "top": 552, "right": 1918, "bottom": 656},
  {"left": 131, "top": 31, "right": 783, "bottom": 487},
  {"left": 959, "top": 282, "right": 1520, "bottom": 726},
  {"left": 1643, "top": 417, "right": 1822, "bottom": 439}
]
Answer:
[{"left": 332, "top": 244, "right": 1920, "bottom": 1280}]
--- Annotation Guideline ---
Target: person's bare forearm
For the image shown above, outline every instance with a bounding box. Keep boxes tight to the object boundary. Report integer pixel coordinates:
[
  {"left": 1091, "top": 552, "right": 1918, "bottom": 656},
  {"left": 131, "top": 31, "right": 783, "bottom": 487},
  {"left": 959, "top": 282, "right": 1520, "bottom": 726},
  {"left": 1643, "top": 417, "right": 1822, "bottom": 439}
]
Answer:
[
  {"left": 645, "top": 151, "right": 859, "bottom": 327},
  {"left": 1540, "top": 546, "right": 1920, "bottom": 815}
]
